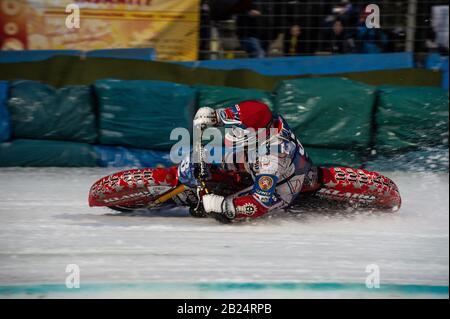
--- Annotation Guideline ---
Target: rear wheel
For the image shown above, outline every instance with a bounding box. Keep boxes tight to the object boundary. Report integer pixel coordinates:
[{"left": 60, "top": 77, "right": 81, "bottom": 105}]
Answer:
[
  {"left": 89, "top": 167, "right": 179, "bottom": 208},
  {"left": 316, "top": 167, "right": 402, "bottom": 211}
]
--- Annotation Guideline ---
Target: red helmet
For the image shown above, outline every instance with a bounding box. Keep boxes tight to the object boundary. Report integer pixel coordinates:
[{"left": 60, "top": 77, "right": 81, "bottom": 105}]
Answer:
[
  {"left": 218, "top": 100, "right": 273, "bottom": 145},
  {"left": 218, "top": 100, "right": 273, "bottom": 130}
]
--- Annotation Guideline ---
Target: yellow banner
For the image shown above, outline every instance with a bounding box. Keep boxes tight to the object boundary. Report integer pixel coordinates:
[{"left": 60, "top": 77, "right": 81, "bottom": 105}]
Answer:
[{"left": 0, "top": 0, "right": 200, "bottom": 61}]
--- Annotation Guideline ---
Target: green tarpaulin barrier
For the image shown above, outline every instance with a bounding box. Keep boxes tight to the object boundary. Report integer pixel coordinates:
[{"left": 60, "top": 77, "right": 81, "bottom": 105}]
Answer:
[
  {"left": 0, "top": 139, "right": 98, "bottom": 167},
  {"left": 7, "top": 80, "right": 97, "bottom": 143},
  {"left": 0, "top": 76, "right": 446, "bottom": 168},
  {"left": 305, "top": 146, "right": 363, "bottom": 168},
  {"left": 194, "top": 84, "right": 274, "bottom": 110},
  {"left": 375, "top": 86, "right": 449, "bottom": 153},
  {"left": 274, "top": 77, "right": 376, "bottom": 150},
  {"left": 95, "top": 79, "right": 196, "bottom": 151}
]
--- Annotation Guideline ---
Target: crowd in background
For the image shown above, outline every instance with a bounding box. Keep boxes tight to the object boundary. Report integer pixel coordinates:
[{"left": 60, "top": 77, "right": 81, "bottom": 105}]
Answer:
[{"left": 199, "top": 0, "right": 448, "bottom": 59}]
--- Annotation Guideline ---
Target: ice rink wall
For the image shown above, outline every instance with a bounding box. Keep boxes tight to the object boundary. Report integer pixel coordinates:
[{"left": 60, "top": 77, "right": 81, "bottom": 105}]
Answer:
[{"left": 0, "top": 53, "right": 448, "bottom": 168}]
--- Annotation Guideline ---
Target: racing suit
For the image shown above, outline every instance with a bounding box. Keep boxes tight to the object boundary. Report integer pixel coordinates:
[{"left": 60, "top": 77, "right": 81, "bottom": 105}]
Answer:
[{"left": 178, "top": 108, "right": 316, "bottom": 221}]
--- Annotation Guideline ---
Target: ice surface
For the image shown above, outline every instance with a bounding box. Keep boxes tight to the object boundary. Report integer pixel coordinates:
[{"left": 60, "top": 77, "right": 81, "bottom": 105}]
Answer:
[{"left": 0, "top": 168, "right": 448, "bottom": 298}]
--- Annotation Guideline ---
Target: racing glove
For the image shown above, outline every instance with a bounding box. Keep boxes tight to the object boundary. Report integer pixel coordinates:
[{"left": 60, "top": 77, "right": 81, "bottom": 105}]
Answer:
[{"left": 202, "top": 194, "right": 236, "bottom": 221}]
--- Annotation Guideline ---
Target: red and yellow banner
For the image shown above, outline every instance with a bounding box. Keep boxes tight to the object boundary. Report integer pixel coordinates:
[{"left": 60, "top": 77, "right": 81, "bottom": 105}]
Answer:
[{"left": 0, "top": 0, "right": 200, "bottom": 61}]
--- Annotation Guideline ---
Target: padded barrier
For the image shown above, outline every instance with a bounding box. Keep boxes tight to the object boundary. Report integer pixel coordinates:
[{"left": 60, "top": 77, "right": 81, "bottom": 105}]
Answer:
[
  {"left": 7, "top": 81, "right": 97, "bottom": 143},
  {"left": 0, "top": 139, "right": 98, "bottom": 167},
  {"left": 0, "top": 81, "right": 10, "bottom": 142},
  {"left": 375, "top": 86, "right": 449, "bottom": 153},
  {"left": 0, "top": 78, "right": 447, "bottom": 169},
  {"left": 274, "top": 77, "right": 376, "bottom": 150},
  {"left": 305, "top": 146, "right": 363, "bottom": 168},
  {"left": 95, "top": 80, "right": 196, "bottom": 151}
]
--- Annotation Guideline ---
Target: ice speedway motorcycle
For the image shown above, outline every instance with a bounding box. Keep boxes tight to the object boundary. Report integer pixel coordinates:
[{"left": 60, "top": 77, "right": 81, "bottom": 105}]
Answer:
[{"left": 88, "top": 130, "right": 402, "bottom": 222}]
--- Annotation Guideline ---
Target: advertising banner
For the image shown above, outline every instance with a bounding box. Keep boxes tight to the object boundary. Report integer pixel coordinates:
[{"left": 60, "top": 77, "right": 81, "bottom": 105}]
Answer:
[{"left": 0, "top": 0, "right": 200, "bottom": 61}]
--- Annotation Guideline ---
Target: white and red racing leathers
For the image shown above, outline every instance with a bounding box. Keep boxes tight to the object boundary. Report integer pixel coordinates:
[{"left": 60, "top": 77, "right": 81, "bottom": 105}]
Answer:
[{"left": 178, "top": 112, "right": 315, "bottom": 220}]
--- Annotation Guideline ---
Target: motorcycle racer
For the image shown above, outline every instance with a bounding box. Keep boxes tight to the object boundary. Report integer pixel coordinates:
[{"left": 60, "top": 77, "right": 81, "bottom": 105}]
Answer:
[
  {"left": 178, "top": 100, "right": 319, "bottom": 222},
  {"left": 89, "top": 102, "right": 402, "bottom": 220}
]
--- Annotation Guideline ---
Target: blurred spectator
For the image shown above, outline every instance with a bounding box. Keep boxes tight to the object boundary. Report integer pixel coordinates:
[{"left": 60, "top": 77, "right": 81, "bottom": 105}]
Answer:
[
  {"left": 323, "top": 0, "right": 358, "bottom": 32},
  {"left": 425, "top": 26, "right": 439, "bottom": 52},
  {"left": 235, "top": 0, "right": 266, "bottom": 58},
  {"left": 331, "top": 0, "right": 359, "bottom": 31},
  {"left": 209, "top": 0, "right": 242, "bottom": 20},
  {"left": 386, "top": 27, "right": 406, "bottom": 53},
  {"left": 328, "top": 19, "right": 355, "bottom": 54},
  {"left": 278, "top": 1, "right": 318, "bottom": 56},
  {"left": 199, "top": 0, "right": 211, "bottom": 60},
  {"left": 321, "top": 0, "right": 359, "bottom": 54},
  {"left": 284, "top": 24, "right": 309, "bottom": 56},
  {"left": 201, "top": 0, "right": 446, "bottom": 59}
]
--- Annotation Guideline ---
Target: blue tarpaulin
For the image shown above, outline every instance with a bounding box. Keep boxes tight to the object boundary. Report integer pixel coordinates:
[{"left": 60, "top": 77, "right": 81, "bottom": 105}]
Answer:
[
  {"left": 176, "top": 52, "right": 414, "bottom": 76},
  {"left": 0, "top": 48, "right": 156, "bottom": 63},
  {"left": 0, "top": 81, "right": 10, "bottom": 142},
  {"left": 94, "top": 145, "right": 173, "bottom": 168},
  {"left": 86, "top": 48, "right": 156, "bottom": 61},
  {"left": 0, "top": 50, "right": 81, "bottom": 63}
]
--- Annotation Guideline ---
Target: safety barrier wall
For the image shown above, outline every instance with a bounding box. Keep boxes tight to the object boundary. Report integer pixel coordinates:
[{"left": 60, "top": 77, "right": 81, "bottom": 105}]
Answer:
[
  {"left": 426, "top": 53, "right": 449, "bottom": 89},
  {"left": 0, "top": 56, "right": 442, "bottom": 90},
  {"left": 0, "top": 49, "right": 157, "bottom": 63},
  {"left": 177, "top": 53, "right": 415, "bottom": 76},
  {"left": 0, "top": 77, "right": 447, "bottom": 168}
]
